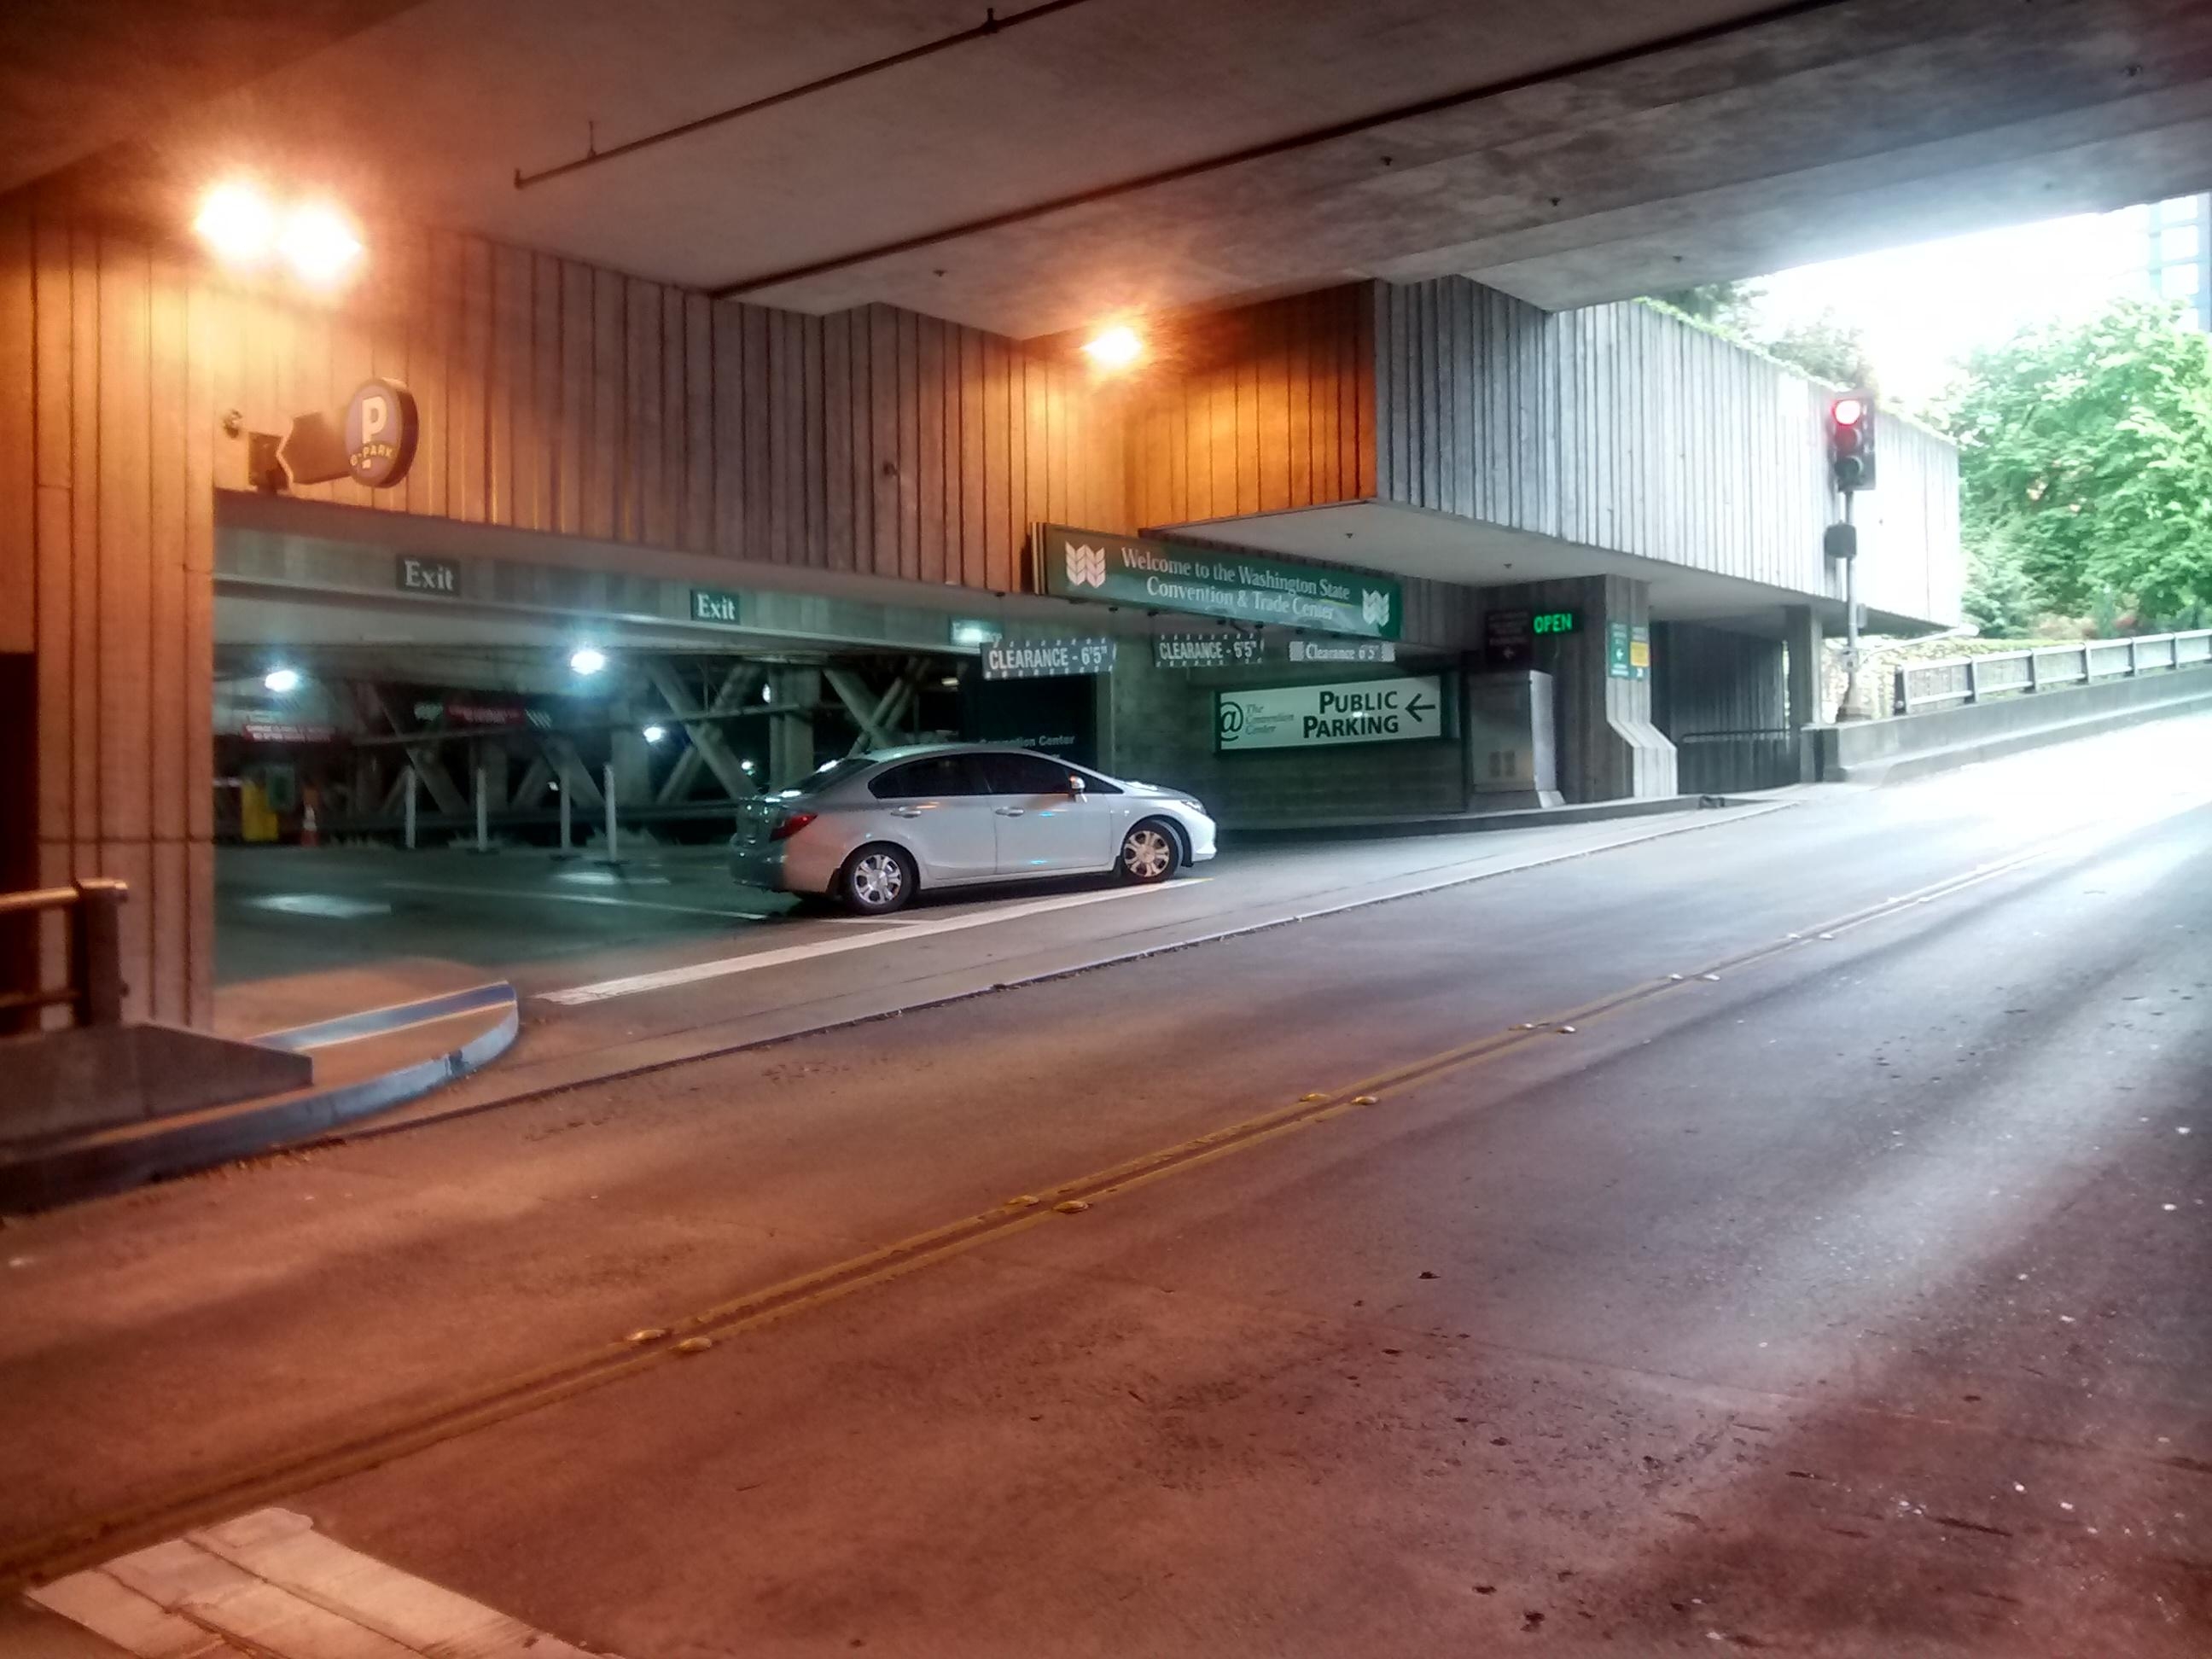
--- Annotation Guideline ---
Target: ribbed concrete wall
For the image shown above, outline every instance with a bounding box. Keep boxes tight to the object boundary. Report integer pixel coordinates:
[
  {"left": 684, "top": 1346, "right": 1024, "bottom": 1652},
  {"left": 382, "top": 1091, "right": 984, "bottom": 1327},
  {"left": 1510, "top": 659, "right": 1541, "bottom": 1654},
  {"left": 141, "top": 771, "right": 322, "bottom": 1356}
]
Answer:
[{"left": 1372, "top": 278, "right": 1962, "bottom": 626}]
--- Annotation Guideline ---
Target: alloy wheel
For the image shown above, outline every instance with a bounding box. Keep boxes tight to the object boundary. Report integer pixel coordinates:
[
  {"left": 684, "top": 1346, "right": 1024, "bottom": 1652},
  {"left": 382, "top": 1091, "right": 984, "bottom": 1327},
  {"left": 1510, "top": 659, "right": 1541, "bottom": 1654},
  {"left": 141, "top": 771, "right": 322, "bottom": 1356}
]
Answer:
[
  {"left": 1122, "top": 826, "right": 1175, "bottom": 881},
  {"left": 851, "top": 850, "right": 906, "bottom": 909}
]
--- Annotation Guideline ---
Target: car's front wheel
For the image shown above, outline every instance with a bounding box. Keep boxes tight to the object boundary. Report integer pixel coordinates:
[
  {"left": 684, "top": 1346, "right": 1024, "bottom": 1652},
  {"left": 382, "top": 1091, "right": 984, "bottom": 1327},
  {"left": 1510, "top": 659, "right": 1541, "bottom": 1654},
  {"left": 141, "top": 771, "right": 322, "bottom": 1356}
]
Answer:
[
  {"left": 835, "top": 844, "right": 916, "bottom": 915},
  {"left": 1117, "top": 819, "right": 1180, "bottom": 885}
]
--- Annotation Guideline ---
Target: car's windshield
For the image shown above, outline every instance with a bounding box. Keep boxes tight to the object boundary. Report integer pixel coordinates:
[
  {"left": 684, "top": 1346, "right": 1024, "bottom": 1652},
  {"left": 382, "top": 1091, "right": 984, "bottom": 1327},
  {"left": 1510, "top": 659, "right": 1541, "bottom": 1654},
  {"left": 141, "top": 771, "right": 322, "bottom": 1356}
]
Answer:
[{"left": 774, "top": 757, "right": 875, "bottom": 799}]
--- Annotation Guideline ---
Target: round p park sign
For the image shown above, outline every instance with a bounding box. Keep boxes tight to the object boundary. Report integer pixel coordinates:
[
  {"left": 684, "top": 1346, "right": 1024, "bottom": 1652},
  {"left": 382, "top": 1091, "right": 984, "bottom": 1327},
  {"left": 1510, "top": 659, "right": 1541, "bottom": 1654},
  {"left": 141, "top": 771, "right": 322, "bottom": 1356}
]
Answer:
[{"left": 344, "top": 379, "right": 420, "bottom": 489}]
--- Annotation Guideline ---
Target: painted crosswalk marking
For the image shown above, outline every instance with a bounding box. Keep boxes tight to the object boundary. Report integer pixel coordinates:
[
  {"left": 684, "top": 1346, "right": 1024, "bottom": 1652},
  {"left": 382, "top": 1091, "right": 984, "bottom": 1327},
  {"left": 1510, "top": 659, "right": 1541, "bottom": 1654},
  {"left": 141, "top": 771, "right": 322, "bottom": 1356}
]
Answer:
[{"left": 17, "top": 1508, "right": 615, "bottom": 1659}]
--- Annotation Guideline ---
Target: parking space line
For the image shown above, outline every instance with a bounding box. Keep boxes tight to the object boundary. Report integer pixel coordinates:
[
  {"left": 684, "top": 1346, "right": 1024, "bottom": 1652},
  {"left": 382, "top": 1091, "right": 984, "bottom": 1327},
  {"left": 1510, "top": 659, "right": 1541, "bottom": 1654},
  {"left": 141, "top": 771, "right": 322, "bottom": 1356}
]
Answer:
[{"left": 539, "top": 882, "right": 1202, "bottom": 1005}]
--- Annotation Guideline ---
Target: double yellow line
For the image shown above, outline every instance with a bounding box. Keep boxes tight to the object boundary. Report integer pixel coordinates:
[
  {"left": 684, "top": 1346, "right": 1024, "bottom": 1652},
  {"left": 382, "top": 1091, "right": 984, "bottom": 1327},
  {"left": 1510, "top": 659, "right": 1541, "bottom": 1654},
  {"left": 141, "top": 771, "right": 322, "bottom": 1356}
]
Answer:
[{"left": 0, "top": 827, "right": 2104, "bottom": 1592}]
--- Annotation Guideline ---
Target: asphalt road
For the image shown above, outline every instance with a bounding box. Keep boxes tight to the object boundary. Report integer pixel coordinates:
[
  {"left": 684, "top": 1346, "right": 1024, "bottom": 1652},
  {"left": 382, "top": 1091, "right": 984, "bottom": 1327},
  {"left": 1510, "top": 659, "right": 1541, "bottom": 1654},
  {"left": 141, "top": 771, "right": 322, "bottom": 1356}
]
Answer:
[{"left": 7, "top": 719, "right": 2210, "bottom": 1656}]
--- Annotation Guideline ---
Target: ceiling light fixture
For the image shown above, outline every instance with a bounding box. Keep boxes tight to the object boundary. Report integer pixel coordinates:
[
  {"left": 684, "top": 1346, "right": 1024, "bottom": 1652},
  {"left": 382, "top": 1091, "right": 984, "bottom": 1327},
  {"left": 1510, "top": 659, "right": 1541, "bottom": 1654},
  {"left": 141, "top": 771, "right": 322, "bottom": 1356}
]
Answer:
[
  {"left": 278, "top": 202, "right": 363, "bottom": 286},
  {"left": 195, "top": 183, "right": 278, "bottom": 266},
  {"left": 1082, "top": 325, "right": 1144, "bottom": 371}
]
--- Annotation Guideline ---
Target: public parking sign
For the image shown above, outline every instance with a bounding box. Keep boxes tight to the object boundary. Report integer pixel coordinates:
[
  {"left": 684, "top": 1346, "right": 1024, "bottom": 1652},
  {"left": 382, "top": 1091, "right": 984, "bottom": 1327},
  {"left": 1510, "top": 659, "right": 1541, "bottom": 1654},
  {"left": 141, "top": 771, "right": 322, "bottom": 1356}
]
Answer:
[{"left": 1216, "top": 674, "right": 1444, "bottom": 752}]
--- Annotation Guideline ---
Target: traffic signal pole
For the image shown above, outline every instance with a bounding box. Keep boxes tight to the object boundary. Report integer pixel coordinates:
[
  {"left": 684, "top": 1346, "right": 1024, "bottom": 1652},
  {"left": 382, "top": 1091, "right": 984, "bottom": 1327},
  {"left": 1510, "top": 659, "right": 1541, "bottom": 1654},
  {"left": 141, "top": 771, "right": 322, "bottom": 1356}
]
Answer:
[
  {"left": 1825, "top": 392, "right": 1877, "bottom": 722},
  {"left": 1838, "top": 488, "right": 1870, "bottom": 721}
]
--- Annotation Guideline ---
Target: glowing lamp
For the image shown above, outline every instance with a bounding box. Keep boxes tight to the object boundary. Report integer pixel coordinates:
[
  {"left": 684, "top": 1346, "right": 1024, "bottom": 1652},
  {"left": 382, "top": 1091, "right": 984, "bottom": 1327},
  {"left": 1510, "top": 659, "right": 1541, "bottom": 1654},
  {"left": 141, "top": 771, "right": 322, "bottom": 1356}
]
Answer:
[
  {"left": 195, "top": 184, "right": 278, "bottom": 266},
  {"left": 1082, "top": 326, "right": 1144, "bottom": 370}
]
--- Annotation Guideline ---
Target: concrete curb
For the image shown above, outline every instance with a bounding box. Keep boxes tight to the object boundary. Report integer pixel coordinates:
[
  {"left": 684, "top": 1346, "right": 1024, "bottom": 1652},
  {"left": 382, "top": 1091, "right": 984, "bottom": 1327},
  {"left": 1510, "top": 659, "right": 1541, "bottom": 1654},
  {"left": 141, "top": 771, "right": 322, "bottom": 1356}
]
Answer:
[
  {"left": 1836, "top": 687, "right": 2212, "bottom": 785},
  {"left": 1225, "top": 793, "right": 1736, "bottom": 844},
  {"left": 0, "top": 987, "right": 519, "bottom": 1213},
  {"left": 254, "top": 981, "right": 521, "bottom": 1052},
  {"left": 306, "top": 800, "right": 1792, "bottom": 1150}
]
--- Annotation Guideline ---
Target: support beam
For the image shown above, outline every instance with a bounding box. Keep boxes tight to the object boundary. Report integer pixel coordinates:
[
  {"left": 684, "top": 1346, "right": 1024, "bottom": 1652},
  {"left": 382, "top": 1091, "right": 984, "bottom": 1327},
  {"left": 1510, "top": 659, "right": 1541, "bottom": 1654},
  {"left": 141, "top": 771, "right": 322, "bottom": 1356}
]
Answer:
[
  {"left": 540, "top": 736, "right": 604, "bottom": 810},
  {"left": 509, "top": 753, "right": 555, "bottom": 811},
  {"left": 826, "top": 662, "right": 925, "bottom": 754},
  {"left": 370, "top": 688, "right": 469, "bottom": 815},
  {"left": 644, "top": 659, "right": 761, "bottom": 804}
]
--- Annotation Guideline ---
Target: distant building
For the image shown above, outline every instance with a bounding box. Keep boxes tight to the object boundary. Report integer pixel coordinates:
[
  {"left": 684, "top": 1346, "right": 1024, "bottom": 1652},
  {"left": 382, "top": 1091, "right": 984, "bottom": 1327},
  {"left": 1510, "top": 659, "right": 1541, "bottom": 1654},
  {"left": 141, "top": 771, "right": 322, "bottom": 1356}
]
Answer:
[{"left": 2142, "top": 193, "right": 2212, "bottom": 330}]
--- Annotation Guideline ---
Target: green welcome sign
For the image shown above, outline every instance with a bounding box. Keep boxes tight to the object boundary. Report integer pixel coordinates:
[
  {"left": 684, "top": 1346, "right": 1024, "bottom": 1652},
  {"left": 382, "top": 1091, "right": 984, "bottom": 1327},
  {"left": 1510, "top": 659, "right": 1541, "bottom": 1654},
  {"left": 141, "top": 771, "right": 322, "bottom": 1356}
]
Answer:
[{"left": 1034, "top": 523, "right": 1403, "bottom": 641}]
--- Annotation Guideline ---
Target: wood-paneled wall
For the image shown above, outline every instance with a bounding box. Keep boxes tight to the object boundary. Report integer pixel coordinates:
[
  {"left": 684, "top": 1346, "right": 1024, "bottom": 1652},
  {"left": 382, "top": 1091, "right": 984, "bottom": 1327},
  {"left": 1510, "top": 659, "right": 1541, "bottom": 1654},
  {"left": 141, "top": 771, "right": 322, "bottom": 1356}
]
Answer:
[
  {"left": 1, "top": 219, "right": 215, "bottom": 1027},
  {"left": 196, "top": 233, "right": 1123, "bottom": 591},
  {"left": 1372, "top": 276, "right": 1961, "bottom": 626},
  {"left": 1123, "top": 286, "right": 1375, "bottom": 531},
  {"left": 0, "top": 210, "right": 1127, "bottom": 1025}
]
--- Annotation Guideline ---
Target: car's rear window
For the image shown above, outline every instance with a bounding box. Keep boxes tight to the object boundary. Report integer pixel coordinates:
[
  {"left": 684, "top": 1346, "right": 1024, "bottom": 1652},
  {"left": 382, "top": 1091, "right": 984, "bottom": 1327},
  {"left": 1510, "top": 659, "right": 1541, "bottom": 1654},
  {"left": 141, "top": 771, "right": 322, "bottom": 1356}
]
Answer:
[
  {"left": 870, "top": 755, "right": 989, "bottom": 799},
  {"left": 778, "top": 758, "right": 873, "bottom": 798}
]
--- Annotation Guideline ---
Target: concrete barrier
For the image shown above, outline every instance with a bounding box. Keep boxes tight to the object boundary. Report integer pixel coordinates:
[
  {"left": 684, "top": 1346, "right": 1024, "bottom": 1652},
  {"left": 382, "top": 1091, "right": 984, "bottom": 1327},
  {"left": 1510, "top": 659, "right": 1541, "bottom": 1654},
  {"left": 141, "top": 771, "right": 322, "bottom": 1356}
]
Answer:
[
  {"left": 0, "top": 983, "right": 518, "bottom": 1213},
  {"left": 1813, "top": 663, "right": 2212, "bottom": 783}
]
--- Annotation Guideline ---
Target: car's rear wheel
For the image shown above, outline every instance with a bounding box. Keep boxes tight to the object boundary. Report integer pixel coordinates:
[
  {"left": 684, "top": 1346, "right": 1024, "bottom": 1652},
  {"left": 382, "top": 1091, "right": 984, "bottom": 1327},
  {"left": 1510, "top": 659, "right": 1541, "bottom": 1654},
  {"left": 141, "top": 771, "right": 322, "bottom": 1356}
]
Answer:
[
  {"left": 1118, "top": 819, "right": 1180, "bottom": 884},
  {"left": 836, "top": 844, "right": 916, "bottom": 915}
]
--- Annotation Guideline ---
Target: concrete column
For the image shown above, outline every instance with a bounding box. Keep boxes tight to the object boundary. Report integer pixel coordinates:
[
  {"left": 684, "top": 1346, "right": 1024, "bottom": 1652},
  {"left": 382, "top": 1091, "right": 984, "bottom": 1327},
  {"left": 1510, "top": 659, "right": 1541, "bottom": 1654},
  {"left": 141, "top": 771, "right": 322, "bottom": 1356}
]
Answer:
[
  {"left": 474, "top": 742, "right": 511, "bottom": 813},
  {"left": 1484, "top": 575, "right": 1675, "bottom": 802},
  {"left": 1783, "top": 604, "right": 1825, "bottom": 782},
  {"left": 610, "top": 706, "right": 654, "bottom": 807},
  {"left": 768, "top": 667, "right": 821, "bottom": 788},
  {"left": 4, "top": 212, "right": 215, "bottom": 1027},
  {"left": 1783, "top": 606, "right": 1825, "bottom": 729}
]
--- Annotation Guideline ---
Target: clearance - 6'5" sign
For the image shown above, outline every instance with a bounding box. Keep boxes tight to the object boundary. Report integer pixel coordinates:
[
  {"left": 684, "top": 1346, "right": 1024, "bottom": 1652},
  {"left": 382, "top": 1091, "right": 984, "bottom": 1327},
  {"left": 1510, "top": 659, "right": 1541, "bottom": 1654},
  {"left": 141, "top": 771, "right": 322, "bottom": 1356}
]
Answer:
[{"left": 1216, "top": 675, "right": 1446, "bottom": 752}]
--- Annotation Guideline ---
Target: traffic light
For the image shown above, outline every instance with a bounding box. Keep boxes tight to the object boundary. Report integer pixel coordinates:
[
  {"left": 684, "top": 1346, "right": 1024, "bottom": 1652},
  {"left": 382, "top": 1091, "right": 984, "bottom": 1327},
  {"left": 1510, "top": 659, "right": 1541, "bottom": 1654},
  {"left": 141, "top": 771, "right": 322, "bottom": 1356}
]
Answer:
[{"left": 1828, "top": 392, "right": 1877, "bottom": 492}]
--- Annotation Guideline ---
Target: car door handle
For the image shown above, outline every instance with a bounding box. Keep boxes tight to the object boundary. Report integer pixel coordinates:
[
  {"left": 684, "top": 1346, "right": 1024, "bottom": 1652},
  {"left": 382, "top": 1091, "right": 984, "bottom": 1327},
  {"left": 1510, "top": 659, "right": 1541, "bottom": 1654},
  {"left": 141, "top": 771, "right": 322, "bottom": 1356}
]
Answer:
[
  {"left": 890, "top": 807, "right": 924, "bottom": 818},
  {"left": 994, "top": 807, "right": 1024, "bottom": 817}
]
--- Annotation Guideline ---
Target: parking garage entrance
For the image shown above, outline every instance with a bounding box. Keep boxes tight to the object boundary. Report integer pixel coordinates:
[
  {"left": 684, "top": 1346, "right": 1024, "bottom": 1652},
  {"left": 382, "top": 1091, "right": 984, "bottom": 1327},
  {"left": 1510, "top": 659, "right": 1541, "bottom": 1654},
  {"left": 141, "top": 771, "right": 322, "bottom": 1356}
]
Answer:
[{"left": 207, "top": 498, "right": 1089, "bottom": 1028}]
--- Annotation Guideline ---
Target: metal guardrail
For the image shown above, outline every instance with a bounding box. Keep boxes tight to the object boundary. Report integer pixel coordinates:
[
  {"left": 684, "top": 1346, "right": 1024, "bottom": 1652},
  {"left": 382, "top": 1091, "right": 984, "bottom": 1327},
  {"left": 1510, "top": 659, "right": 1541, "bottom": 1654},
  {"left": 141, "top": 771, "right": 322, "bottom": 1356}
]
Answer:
[
  {"left": 1895, "top": 628, "right": 2212, "bottom": 715},
  {"left": 0, "top": 879, "right": 128, "bottom": 1027}
]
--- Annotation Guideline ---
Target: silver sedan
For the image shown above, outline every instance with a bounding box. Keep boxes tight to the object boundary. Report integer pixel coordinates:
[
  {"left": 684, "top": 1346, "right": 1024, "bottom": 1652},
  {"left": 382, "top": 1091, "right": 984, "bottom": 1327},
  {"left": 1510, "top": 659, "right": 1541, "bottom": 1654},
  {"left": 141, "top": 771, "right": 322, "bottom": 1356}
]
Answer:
[{"left": 729, "top": 745, "right": 1217, "bottom": 915}]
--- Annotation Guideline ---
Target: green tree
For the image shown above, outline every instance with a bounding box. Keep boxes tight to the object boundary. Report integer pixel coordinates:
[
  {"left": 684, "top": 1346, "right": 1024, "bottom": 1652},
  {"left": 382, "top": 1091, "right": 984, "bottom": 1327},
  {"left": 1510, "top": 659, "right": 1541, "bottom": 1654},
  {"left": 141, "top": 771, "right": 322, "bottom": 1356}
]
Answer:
[
  {"left": 1761, "top": 309, "right": 1878, "bottom": 393},
  {"left": 1959, "top": 533, "right": 2040, "bottom": 637},
  {"left": 1947, "top": 300, "right": 2212, "bottom": 621},
  {"left": 1649, "top": 280, "right": 1766, "bottom": 335}
]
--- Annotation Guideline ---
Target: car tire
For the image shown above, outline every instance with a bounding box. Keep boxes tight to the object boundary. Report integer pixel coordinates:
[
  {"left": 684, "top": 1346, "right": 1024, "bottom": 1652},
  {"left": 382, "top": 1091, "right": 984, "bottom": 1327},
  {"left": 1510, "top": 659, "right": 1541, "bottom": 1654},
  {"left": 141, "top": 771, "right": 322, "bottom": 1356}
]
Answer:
[
  {"left": 1117, "top": 819, "right": 1180, "bottom": 885},
  {"left": 835, "top": 844, "right": 916, "bottom": 916}
]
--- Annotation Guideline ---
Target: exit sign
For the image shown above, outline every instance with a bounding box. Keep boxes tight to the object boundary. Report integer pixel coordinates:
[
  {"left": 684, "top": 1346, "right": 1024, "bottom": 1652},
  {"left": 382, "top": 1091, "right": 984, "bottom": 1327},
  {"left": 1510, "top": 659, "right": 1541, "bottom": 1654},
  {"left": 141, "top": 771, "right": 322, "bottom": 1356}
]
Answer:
[{"left": 1532, "top": 609, "right": 1579, "bottom": 635}]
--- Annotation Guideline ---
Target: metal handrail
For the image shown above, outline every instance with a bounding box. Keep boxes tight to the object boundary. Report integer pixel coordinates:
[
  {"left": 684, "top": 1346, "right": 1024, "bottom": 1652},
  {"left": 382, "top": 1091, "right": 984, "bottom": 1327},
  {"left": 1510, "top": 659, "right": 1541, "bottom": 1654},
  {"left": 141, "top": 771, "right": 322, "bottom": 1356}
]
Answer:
[
  {"left": 0, "top": 879, "right": 128, "bottom": 1027},
  {"left": 1895, "top": 628, "right": 2212, "bottom": 715}
]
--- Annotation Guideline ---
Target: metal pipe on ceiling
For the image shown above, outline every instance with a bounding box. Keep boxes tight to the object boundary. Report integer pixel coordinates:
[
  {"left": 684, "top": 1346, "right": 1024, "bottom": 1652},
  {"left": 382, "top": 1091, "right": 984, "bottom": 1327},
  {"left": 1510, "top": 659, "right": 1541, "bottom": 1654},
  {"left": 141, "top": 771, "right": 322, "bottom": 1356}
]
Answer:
[
  {"left": 707, "top": 0, "right": 1861, "bottom": 300},
  {"left": 513, "top": 0, "right": 1101, "bottom": 191}
]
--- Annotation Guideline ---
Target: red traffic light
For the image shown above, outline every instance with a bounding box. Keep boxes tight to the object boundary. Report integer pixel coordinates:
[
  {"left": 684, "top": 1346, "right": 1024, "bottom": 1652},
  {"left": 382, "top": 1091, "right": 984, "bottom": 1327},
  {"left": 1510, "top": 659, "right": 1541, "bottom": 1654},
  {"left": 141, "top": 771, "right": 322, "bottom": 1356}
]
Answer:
[{"left": 1827, "top": 391, "right": 1877, "bottom": 492}]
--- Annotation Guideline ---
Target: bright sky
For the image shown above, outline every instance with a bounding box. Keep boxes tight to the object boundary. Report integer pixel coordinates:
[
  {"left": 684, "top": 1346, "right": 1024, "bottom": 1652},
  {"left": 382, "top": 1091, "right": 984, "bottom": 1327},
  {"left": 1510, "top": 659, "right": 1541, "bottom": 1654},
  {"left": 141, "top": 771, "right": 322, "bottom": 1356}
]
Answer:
[{"left": 1748, "top": 204, "right": 2166, "bottom": 410}]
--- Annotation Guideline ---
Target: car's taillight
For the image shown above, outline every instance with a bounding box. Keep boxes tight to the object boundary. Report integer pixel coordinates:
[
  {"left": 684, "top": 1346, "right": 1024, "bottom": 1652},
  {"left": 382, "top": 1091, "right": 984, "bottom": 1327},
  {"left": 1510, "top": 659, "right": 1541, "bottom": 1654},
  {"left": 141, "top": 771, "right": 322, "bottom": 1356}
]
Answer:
[{"left": 769, "top": 812, "right": 817, "bottom": 841}]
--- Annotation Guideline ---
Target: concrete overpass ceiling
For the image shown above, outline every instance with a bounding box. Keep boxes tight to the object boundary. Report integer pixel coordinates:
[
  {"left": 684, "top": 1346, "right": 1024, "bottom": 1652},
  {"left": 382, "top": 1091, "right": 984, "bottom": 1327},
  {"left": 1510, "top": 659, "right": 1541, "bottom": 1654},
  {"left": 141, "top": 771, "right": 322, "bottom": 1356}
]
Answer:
[
  {"left": 0, "top": 0, "right": 430, "bottom": 198},
  {"left": 34, "top": 0, "right": 2212, "bottom": 339}
]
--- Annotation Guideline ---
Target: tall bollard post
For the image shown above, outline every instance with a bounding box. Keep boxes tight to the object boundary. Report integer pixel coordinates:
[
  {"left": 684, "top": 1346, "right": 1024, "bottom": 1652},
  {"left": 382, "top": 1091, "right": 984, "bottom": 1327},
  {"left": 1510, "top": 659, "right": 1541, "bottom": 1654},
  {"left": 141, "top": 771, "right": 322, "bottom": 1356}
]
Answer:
[
  {"left": 474, "top": 765, "right": 490, "bottom": 853},
  {"left": 403, "top": 767, "right": 417, "bottom": 851},
  {"left": 558, "top": 765, "right": 573, "bottom": 854},
  {"left": 602, "top": 762, "right": 619, "bottom": 864}
]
